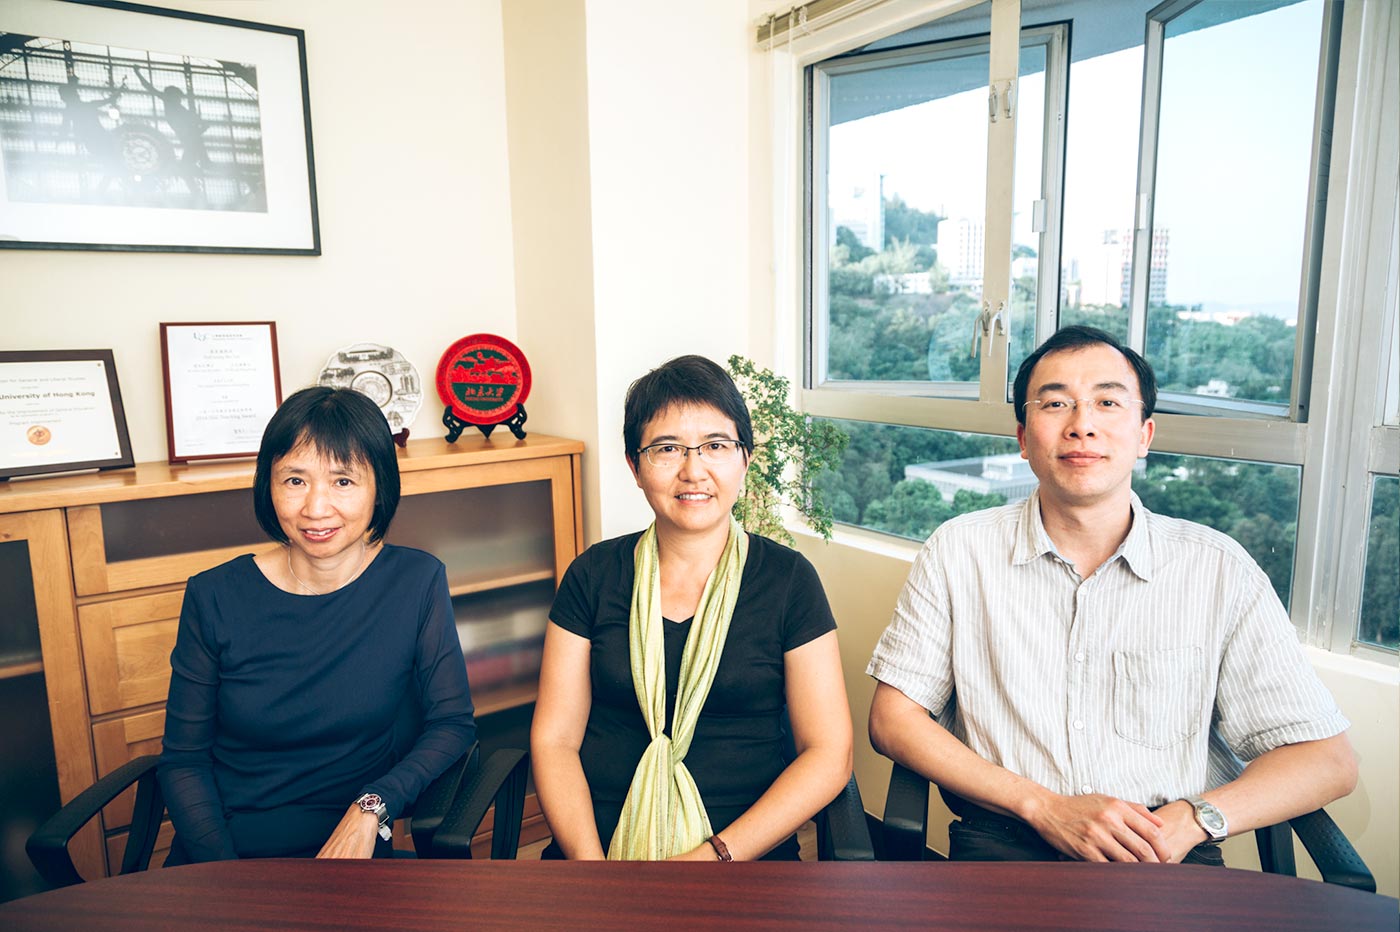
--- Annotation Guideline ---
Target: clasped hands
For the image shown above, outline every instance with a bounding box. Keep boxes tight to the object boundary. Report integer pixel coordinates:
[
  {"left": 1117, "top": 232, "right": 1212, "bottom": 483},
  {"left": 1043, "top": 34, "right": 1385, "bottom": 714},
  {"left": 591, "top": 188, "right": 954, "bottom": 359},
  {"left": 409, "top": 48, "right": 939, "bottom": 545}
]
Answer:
[{"left": 1025, "top": 793, "right": 1208, "bottom": 863}]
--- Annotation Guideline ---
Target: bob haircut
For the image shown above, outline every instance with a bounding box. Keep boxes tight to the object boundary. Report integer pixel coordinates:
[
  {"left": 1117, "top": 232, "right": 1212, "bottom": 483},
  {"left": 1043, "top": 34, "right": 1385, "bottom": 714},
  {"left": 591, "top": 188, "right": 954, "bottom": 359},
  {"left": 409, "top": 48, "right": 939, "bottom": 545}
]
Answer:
[
  {"left": 623, "top": 355, "right": 754, "bottom": 467},
  {"left": 252, "top": 386, "right": 401, "bottom": 544},
  {"left": 1012, "top": 325, "right": 1157, "bottom": 426}
]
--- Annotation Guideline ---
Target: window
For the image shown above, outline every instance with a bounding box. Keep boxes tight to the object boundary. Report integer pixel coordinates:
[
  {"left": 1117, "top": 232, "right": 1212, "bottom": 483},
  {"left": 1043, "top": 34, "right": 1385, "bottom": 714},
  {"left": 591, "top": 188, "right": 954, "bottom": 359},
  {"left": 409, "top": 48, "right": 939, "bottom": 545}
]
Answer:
[
  {"left": 796, "top": 0, "right": 1398, "bottom": 660},
  {"left": 1140, "top": 0, "right": 1327, "bottom": 415},
  {"left": 812, "top": 419, "right": 1021, "bottom": 541},
  {"left": 813, "top": 24, "right": 1066, "bottom": 393}
]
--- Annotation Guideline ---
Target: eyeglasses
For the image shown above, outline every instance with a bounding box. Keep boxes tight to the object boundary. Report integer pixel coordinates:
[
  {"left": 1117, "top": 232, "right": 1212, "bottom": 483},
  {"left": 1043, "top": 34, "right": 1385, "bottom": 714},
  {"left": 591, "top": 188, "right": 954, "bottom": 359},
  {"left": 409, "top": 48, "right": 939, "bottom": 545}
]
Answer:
[
  {"left": 1024, "top": 393, "right": 1145, "bottom": 421},
  {"left": 636, "top": 440, "right": 746, "bottom": 469}
]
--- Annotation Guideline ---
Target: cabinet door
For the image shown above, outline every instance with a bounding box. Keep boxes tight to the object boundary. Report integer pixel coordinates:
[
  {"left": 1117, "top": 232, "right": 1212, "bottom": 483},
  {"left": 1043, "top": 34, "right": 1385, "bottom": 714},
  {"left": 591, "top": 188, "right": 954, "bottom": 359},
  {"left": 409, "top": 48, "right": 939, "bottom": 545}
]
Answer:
[
  {"left": 78, "top": 590, "right": 182, "bottom": 715},
  {"left": 0, "top": 510, "right": 101, "bottom": 898},
  {"left": 92, "top": 709, "right": 165, "bottom": 831},
  {"left": 68, "top": 494, "right": 274, "bottom": 596}
]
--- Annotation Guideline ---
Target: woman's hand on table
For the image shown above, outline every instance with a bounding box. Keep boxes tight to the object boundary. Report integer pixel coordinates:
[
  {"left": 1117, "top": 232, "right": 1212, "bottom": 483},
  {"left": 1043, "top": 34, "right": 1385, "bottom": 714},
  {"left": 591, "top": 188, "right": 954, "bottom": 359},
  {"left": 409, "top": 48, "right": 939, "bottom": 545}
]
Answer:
[
  {"left": 665, "top": 843, "right": 722, "bottom": 862},
  {"left": 315, "top": 805, "right": 381, "bottom": 859}
]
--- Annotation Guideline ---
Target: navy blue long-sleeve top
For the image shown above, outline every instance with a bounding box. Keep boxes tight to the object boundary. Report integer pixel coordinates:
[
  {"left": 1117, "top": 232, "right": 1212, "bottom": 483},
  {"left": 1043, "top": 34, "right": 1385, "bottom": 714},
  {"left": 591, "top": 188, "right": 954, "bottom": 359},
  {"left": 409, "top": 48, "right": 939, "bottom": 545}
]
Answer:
[{"left": 158, "top": 545, "right": 476, "bottom": 861}]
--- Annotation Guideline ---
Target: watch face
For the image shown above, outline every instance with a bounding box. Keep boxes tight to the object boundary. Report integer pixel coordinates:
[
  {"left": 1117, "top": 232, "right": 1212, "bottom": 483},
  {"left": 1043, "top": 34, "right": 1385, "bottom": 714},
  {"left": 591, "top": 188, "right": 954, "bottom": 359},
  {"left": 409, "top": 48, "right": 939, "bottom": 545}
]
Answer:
[
  {"left": 358, "top": 793, "right": 384, "bottom": 813},
  {"left": 1201, "top": 806, "right": 1226, "bottom": 832}
]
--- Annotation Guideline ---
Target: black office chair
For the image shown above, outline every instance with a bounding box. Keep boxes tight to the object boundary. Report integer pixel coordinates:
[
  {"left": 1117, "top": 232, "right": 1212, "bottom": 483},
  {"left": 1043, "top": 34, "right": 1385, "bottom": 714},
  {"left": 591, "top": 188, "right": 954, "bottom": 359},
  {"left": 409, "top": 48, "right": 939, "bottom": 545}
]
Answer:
[
  {"left": 26, "top": 742, "right": 530, "bottom": 888},
  {"left": 878, "top": 760, "right": 1377, "bottom": 891},
  {"left": 779, "top": 709, "right": 875, "bottom": 861},
  {"left": 27, "top": 754, "right": 166, "bottom": 888},
  {"left": 417, "top": 744, "right": 530, "bottom": 860}
]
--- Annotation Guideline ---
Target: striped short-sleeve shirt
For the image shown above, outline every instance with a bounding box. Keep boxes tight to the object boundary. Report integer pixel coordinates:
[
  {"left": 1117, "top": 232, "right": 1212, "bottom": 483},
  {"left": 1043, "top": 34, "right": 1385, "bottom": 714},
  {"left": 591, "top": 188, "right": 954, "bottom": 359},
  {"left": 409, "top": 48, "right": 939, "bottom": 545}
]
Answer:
[{"left": 866, "top": 491, "right": 1349, "bottom": 807}]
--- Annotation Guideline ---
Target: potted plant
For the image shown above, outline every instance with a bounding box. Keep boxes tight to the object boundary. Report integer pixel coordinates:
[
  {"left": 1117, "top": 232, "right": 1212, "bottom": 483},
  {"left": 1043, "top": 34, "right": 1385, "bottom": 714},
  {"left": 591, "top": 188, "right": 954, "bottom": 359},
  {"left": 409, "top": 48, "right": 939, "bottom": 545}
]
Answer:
[{"left": 726, "top": 355, "right": 849, "bottom": 545}]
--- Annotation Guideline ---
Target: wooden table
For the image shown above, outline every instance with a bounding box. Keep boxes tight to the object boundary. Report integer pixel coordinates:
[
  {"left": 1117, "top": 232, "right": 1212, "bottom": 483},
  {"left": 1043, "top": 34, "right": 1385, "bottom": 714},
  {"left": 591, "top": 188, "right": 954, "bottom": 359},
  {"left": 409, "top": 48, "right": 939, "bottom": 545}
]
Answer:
[{"left": 1, "top": 860, "right": 1393, "bottom": 930}]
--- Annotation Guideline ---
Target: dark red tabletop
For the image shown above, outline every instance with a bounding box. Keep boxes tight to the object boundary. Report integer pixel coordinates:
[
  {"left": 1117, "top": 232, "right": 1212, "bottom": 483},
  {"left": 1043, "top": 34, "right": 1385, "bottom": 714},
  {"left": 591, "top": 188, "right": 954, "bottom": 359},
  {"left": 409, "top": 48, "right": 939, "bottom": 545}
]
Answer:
[{"left": 1, "top": 859, "right": 1394, "bottom": 930}]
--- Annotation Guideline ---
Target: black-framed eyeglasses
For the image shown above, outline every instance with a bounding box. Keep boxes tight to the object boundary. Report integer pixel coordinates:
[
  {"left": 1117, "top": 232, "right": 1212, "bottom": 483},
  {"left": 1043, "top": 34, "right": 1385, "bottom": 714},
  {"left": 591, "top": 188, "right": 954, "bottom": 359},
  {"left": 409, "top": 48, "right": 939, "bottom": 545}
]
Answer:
[{"left": 636, "top": 440, "right": 746, "bottom": 468}]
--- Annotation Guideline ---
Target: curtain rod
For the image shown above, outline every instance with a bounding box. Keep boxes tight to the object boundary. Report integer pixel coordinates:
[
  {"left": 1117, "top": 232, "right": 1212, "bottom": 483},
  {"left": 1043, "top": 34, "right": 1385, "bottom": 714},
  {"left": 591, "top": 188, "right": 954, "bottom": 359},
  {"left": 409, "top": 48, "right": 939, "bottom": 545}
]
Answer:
[{"left": 754, "top": 0, "right": 888, "bottom": 47}]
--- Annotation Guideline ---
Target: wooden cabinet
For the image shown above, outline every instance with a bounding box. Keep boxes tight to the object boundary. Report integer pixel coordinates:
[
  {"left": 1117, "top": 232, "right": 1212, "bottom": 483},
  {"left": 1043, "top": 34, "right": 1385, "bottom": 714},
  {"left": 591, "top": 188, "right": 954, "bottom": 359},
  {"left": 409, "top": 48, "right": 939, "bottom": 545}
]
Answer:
[{"left": 0, "top": 434, "right": 582, "bottom": 880}]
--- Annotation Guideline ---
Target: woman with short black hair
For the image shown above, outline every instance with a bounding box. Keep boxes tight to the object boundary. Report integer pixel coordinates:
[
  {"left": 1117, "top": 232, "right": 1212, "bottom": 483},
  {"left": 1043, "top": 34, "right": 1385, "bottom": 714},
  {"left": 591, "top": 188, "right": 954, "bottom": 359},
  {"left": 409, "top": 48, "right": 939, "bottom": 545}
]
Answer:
[
  {"left": 160, "top": 386, "right": 475, "bottom": 862},
  {"left": 532, "top": 355, "right": 853, "bottom": 861}
]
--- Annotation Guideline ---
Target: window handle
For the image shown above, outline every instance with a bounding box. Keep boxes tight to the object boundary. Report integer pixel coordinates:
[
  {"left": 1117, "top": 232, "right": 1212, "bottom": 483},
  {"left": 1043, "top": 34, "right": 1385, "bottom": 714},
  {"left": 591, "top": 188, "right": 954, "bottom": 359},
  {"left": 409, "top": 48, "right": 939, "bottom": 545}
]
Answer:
[
  {"left": 971, "top": 302, "right": 988, "bottom": 357},
  {"left": 988, "top": 85, "right": 999, "bottom": 124},
  {"left": 972, "top": 302, "right": 1007, "bottom": 357}
]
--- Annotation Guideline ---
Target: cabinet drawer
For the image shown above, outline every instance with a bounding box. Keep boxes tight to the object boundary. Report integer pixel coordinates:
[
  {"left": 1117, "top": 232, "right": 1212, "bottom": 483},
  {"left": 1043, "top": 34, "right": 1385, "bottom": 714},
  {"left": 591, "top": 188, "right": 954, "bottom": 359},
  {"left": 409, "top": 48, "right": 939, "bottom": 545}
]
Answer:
[
  {"left": 68, "top": 497, "right": 275, "bottom": 596},
  {"left": 105, "top": 820, "right": 174, "bottom": 876},
  {"left": 93, "top": 710, "right": 165, "bottom": 831},
  {"left": 79, "top": 592, "right": 183, "bottom": 715}
]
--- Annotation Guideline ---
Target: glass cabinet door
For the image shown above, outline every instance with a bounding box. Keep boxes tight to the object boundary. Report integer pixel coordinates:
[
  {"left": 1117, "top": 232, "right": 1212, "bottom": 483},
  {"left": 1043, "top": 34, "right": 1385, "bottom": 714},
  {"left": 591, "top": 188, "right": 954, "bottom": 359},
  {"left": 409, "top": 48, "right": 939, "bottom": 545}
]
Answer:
[{"left": 0, "top": 510, "right": 99, "bottom": 900}]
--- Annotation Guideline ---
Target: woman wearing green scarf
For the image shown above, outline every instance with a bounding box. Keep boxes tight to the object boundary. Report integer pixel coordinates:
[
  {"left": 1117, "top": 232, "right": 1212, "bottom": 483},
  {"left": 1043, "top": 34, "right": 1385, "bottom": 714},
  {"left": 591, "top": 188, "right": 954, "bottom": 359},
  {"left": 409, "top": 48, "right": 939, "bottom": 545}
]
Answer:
[{"left": 532, "top": 355, "right": 854, "bottom": 861}]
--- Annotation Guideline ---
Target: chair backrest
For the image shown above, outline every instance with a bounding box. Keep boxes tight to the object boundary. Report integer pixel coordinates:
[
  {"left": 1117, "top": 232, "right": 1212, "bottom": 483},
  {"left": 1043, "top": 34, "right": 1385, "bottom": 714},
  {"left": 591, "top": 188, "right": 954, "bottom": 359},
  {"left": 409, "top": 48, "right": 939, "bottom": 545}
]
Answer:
[
  {"left": 424, "top": 746, "right": 530, "bottom": 859},
  {"left": 27, "top": 755, "right": 165, "bottom": 888},
  {"left": 1256, "top": 809, "right": 1376, "bottom": 891},
  {"left": 409, "top": 742, "right": 479, "bottom": 854}
]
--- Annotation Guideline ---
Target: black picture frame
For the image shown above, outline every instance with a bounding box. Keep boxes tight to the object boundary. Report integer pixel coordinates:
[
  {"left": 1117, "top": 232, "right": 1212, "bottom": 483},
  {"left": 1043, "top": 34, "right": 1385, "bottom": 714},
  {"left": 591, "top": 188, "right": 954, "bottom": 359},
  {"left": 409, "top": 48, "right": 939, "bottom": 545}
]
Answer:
[
  {"left": 0, "top": 349, "right": 134, "bottom": 481},
  {"left": 0, "top": 0, "right": 320, "bottom": 254}
]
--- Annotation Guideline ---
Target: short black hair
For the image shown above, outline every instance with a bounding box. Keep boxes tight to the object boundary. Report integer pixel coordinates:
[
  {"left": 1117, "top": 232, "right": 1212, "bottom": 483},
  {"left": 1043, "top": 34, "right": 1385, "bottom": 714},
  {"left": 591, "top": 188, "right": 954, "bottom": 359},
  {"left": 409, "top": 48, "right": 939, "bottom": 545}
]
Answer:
[
  {"left": 252, "top": 387, "right": 401, "bottom": 544},
  {"left": 1012, "top": 325, "right": 1157, "bottom": 426},
  {"left": 623, "top": 355, "right": 754, "bottom": 467}
]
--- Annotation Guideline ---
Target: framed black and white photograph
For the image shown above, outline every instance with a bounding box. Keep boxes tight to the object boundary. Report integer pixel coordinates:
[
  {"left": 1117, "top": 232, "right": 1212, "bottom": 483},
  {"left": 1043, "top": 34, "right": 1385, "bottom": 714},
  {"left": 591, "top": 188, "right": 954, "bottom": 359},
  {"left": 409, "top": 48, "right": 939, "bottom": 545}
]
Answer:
[
  {"left": 0, "top": 0, "right": 319, "bottom": 253},
  {"left": 160, "top": 321, "right": 282, "bottom": 463},
  {"left": 0, "top": 349, "right": 134, "bottom": 480}
]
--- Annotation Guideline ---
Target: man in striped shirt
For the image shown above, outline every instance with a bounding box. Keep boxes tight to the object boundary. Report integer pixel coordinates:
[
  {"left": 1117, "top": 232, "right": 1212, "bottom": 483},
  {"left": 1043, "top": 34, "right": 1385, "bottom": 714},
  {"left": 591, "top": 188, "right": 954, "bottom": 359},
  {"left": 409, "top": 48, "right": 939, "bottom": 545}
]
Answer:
[{"left": 867, "top": 325, "right": 1356, "bottom": 864}]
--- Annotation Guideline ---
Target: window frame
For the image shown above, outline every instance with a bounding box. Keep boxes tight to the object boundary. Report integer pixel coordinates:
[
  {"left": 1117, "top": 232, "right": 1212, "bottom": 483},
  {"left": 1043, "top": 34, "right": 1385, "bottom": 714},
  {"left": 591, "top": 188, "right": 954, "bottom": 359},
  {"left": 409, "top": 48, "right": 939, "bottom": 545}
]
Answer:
[
  {"left": 785, "top": 0, "right": 1396, "bottom": 660},
  {"left": 1132, "top": 0, "right": 1342, "bottom": 423},
  {"left": 807, "top": 20, "right": 1069, "bottom": 406}
]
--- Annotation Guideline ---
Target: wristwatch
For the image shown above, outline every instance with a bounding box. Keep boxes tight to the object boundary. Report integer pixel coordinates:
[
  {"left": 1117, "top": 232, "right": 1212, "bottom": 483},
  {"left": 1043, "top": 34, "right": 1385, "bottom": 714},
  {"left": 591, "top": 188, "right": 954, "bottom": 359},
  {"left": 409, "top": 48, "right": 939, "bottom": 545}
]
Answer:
[
  {"left": 1184, "top": 795, "right": 1228, "bottom": 842},
  {"left": 355, "top": 792, "right": 394, "bottom": 841}
]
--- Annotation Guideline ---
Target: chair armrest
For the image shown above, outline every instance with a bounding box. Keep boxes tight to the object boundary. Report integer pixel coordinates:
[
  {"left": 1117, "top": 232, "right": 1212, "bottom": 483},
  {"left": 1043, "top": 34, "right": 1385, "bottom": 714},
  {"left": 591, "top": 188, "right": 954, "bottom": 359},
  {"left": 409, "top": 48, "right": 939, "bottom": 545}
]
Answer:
[
  {"left": 1289, "top": 809, "right": 1376, "bottom": 892},
  {"left": 428, "top": 748, "right": 530, "bottom": 859},
  {"left": 409, "top": 743, "right": 479, "bottom": 854},
  {"left": 881, "top": 762, "right": 930, "bottom": 861},
  {"left": 818, "top": 772, "right": 875, "bottom": 861},
  {"left": 27, "top": 755, "right": 164, "bottom": 888}
]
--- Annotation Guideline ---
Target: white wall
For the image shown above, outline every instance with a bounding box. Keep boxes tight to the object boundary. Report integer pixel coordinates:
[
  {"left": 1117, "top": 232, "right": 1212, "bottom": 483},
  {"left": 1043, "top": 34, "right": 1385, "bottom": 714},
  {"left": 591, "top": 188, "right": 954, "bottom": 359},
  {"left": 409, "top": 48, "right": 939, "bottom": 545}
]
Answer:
[
  {"left": 500, "top": 0, "right": 756, "bottom": 542},
  {"left": 581, "top": 0, "right": 755, "bottom": 539},
  {"left": 501, "top": 0, "right": 603, "bottom": 542},
  {"left": 3, "top": 0, "right": 518, "bottom": 463}
]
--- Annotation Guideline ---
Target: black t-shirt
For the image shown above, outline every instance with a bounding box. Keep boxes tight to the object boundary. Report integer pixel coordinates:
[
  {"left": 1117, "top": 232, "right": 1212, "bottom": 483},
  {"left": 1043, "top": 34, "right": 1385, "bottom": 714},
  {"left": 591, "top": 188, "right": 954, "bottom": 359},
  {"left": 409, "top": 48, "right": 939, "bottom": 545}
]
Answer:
[{"left": 548, "top": 531, "right": 836, "bottom": 858}]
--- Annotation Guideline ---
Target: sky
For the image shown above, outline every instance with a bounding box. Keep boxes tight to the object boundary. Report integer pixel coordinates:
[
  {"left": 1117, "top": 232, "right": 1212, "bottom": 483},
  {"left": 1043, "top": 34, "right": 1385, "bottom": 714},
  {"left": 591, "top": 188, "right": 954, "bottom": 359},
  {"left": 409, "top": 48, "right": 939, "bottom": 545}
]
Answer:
[{"left": 826, "top": 0, "right": 1324, "bottom": 318}]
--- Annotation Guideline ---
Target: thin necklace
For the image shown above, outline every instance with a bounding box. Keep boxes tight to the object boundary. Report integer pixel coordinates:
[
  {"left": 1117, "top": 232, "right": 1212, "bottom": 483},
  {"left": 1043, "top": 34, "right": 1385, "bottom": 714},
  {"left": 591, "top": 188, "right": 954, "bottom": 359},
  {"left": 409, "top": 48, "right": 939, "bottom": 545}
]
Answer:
[{"left": 286, "top": 539, "right": 369, "bottom": 596}]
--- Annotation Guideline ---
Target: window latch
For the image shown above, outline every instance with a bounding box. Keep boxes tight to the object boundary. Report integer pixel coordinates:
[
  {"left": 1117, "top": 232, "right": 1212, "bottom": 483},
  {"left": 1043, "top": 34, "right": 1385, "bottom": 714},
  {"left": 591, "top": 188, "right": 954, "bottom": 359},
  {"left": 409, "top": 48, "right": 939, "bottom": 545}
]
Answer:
[
  {"left": 971, "top": 301, "right": 1007, "bottom": 357},
  {"left": 989, "top": 81, "right": 1013, "bottom": 124}
]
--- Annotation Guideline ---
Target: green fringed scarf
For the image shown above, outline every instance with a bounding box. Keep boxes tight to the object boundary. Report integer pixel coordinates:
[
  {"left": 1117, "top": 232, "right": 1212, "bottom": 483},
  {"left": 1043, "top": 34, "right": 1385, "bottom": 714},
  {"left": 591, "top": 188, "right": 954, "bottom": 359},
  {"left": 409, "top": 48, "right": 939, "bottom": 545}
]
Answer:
[{"left": 607, "top": 517, "right": 749, "bottom": 860}]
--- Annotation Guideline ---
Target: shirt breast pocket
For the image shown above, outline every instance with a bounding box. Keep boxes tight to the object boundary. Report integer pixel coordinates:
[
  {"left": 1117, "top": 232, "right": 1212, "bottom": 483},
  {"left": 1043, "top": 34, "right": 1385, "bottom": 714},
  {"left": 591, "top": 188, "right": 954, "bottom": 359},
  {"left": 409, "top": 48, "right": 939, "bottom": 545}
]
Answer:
[{"left": 1111, "top": 647, "right": 1204, "bottom": 750}]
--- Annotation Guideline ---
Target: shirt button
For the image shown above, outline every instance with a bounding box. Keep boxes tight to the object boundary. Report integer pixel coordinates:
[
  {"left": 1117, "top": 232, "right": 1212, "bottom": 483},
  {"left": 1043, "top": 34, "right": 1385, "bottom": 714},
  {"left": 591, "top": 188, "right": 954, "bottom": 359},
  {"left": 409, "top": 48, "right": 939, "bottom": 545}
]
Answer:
[
  {"left": 1081, "top": 784, "right": 1093, "bottom": 794},
  {"left": 1072, "top": 719, "right": 1085, "bottom": 730},
  {"left": 1074, "top": 651, "right": 1085, "bottom": 662}
]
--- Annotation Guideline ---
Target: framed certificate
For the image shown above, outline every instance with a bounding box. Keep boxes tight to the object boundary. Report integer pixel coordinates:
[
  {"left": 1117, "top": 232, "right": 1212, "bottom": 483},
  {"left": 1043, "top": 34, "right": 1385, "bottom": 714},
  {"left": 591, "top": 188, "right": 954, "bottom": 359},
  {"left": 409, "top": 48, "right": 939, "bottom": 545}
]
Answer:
[
  {"left": 160, "top": 322, "right": 282, "bottom": 463},
  {"left": 0, "top": 349, "right": 134, "bottom": 480}
]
